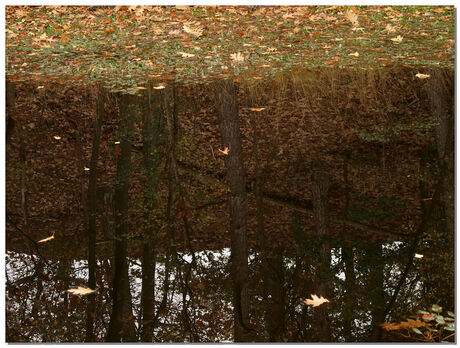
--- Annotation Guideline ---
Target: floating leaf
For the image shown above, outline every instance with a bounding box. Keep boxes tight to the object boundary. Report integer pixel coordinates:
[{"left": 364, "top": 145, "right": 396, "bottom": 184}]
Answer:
[
  {"left": 414, "top": 253, "right": 424, "bottom": 259},
  {"left": 67, "top": 286, "right": 96, "bottom": 296},
  {"left": 304, "top": 294, "right": 330, "bottom": 307},
  {"left": 391, "top": 35, "right": 404, "bottom": 43},
  {"left": 38, "top": 231, "right": 55, "bottom": 243},
  {"left": 415, "top": 73, "right": 430, "bottom": 79},
  {"left": 53, "top": 135, "right": 61, "bottom": 140},
  {"left": 218, "top": 147, "right": 229, "bottom": 155},
  {"left": 84, "top": 167, "right": 90, "bottom": 171},
  {"left": 349, "top": 51, "right": 360, "bottom": 57},
  {"left": 153, "top": 84, "right": 166, "bottom": 90},
  {"left": 249, "top": 107, "right": 265, "bottom": 112}
]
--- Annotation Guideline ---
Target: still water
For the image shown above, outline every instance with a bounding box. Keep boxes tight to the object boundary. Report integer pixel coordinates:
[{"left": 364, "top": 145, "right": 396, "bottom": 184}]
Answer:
[{"left": 6, "top": 70, "right": 454, "bottom": 342}]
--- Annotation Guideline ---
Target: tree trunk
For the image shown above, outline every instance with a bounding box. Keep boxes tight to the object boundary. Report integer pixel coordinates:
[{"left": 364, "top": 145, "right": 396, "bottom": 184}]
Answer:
[
  {"left": 106, "top": 94, "right": 136, "bottom": 342},
  {"left": 85, "top": 87, "right": 104, "bottom": 342},
  {"left": 310, "top": 169, "right": 332, "bottom": 342},
  {"left": 215, "top": 79, "right": 252, "bottom": 342},
  {"left": 366, "top": 243, "right": 385, "bottom": 342}
]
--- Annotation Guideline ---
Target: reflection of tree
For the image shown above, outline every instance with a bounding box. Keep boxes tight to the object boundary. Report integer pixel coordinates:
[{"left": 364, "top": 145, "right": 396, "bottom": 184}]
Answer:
[
  {"left": 310, "top": 168, "right": 332, "bottom": 342},
  {"left": 85, "top": 87, "right": 104, "bottom": 341},
  {"left": 215, "top": 79, "right": 253, "bottom": 342},
  {"left": 106, "top": 94, "right": 136, "bottom": 342}
]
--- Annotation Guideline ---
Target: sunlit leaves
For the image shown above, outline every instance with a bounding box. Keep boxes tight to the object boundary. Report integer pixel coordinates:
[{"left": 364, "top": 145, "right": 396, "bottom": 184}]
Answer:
[
  {"left": 67, "top": 286, "right": 96, "bottom": 296},
  {"left": 303, "top": 294, "right": 329, "bottom": 307}
]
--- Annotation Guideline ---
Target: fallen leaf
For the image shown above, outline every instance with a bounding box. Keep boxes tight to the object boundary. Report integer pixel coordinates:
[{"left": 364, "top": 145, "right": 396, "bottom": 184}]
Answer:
[
  {"left": 38, "top": 231, "right": 55, "bottom": 243},
  {"left": 385, "top": 24, "right": 397, "bottom": 33},
  {"left": 249, "top": 107, "right": 265, "bottom": 112},
  {"left": 178, "top": 51, "right": 195, "bottom": 58},
  {"left": 67, "top": 286, "right": 96, "bottom": 296},
  {"left": 391, "top": 35, "right": 404, "bottom": 43},
  {"left": 84, "top": 167, "right": 90, "bottom": 171},
  {"left": 54, "top": 136, "right": 61, "bottom": 140},
  {"left": 218, "top": 147, "right": 229, "bottom": 155},
  {"left": 345, "top": 10, "right": 360, "bottom": 27},
  {"left": 415, "top": 73, "right": 430, "bottom": 79},
  {"left": 414, "top": 253, "right": 424, "bottom": 258},
  {"left": 304, "top": 294, "right": 330, "bottom": 307},
  {"left": 183, "top": 24, "right": 203, "bottom": 37},
  {"left": 349, "top": 51, "right": 360, "bottom": 57},
  {"left": 230, "top": 52, "right": 245, "bottom": 64},
  {"left": 153, "top": 84, "right": 166, "bottom": 90}
]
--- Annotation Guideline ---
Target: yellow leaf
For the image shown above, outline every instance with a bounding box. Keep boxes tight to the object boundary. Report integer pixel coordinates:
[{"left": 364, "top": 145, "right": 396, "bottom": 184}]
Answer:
[
  {"left": 415, "top": 73, "right": 430, "bottom": 79},
  {"left": 67, "top": 286, "right": 96, "bottom": 296},
  {"left": 38, "top": 231, "right": 55, "bottom": 243},
  {"left": 153, "top": 84, "right": 166, "bottom": 90},
  {"left": 304, "top": 294, "right": 330, "bottom": 307},
  {"left": 349, "top": 51, "right": 360, "bottom": 57},
  {"left": 391, "top": 35, "right": 404, "bottom": 43},
  {"left": 218, "top": 147, "right": 229, "bottom": 155},
  {"left": 53, "top": 136, "right": 61, "bottom": 140},
  {"left": 249, "top": 107, "right": 265, "bottom": 112}
]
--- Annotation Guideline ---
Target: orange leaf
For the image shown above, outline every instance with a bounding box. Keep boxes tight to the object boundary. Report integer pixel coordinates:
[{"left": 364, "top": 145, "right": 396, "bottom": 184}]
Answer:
[{"left": 218, "top": 147, "right": 229, "bottom": 155}]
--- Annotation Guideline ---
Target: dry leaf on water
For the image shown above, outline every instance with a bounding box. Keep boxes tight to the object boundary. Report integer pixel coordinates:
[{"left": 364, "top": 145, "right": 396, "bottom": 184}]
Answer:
[
  {"left": 391, "top": 35, "right": 404, "bottom": 43},
  {"left": 414, "top": 253, "right": 424, "bottom": 258},
  {"left": 349, "top": 51, "right": 360, "bottom": 57},
  {"left": 304, "top": 294, "right": 330, "bottom": 307},
  {"left": 415, "top": 73, "right": 430, "bottom": 79},
  {"left": 250, "top": 107, "right": 265, "bottom": 112},
  {"left": 38, "top": 231, "right": 55, "bottom": 243},
  {"left": 67, "top": 286, "right": 96, "bottom": 296},
  {"left": 218, "top": 147, "right": 229, "bottom": 155}
]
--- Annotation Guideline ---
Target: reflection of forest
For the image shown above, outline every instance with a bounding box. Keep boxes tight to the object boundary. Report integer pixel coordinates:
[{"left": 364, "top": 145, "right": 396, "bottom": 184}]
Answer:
[{"left": 6, "top": 67, "right": 454, "bottom": 342}]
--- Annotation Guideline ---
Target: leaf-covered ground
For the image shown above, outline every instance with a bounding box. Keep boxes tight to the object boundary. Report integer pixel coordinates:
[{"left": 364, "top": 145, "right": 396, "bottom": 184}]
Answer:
[{"left": 6, "top": 5, "right": 455, "bottom": 92}]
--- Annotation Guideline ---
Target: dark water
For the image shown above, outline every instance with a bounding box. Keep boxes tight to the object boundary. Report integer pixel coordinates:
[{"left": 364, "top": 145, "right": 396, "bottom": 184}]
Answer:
[{"left": 5, "top": 70, "right": 455, "bottom": 342}]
